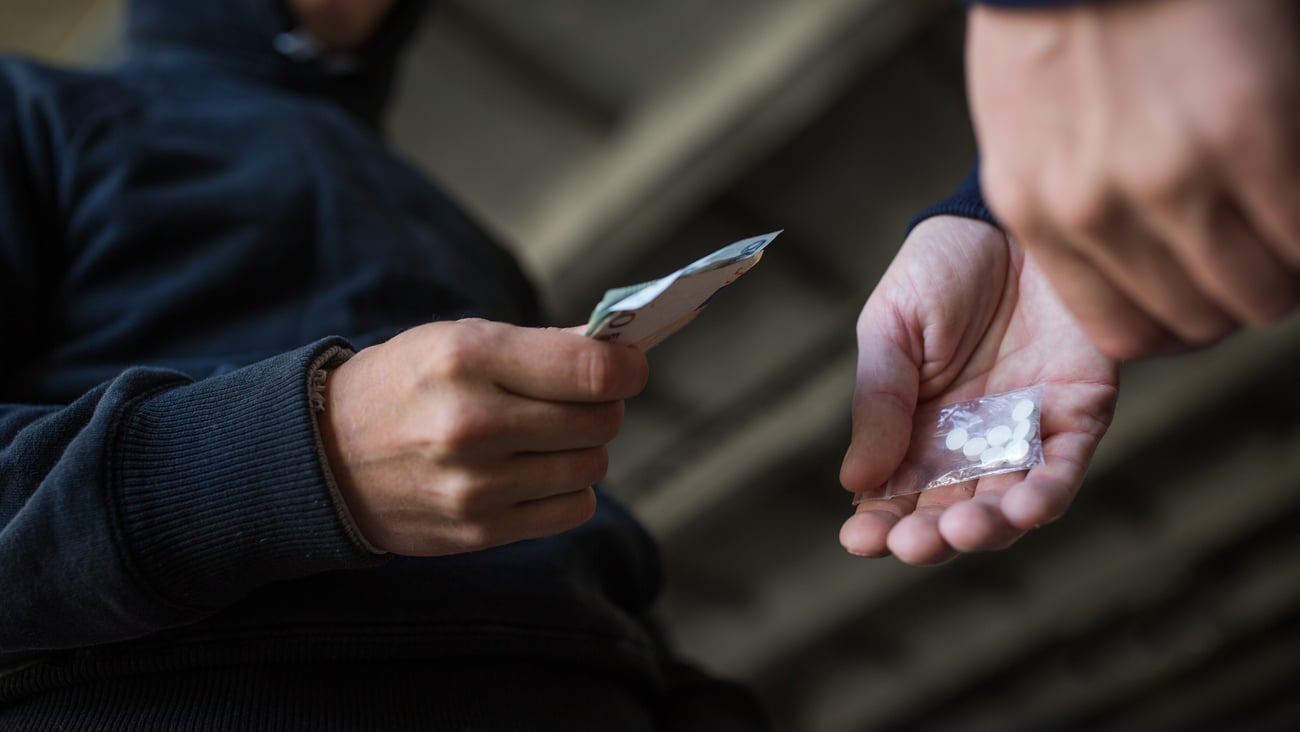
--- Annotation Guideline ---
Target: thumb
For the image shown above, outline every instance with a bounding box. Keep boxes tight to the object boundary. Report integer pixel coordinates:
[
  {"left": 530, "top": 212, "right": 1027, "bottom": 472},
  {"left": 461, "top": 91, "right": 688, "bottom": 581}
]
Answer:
[{"left": 839, "top": 307, "right": 920, "bottom": 498}]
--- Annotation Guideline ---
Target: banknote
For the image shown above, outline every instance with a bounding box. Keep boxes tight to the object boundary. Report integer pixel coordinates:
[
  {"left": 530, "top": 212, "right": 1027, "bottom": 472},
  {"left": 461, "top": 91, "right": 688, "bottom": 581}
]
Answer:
[{"left": 585, "top": 231, "right": 781, "bottom": 351}]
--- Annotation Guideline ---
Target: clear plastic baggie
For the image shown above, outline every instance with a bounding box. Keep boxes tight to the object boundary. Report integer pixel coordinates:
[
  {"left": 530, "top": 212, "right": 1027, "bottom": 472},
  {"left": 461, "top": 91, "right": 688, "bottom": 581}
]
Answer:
[{"left": 856, "top": 385, "right": 1045, "bottom": 502}]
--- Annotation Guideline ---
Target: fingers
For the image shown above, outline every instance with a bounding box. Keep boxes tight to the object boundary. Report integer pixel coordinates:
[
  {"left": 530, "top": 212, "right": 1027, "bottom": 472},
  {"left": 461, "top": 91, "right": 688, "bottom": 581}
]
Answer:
[
  {"left": 356, "top": 447, "right": 608, "bottom": 556},
  {"left": 1004, "top": 184, "right": 1297, "bottom": 361},
  {"left": 933, "top": 455, "right": 1083, "bottom": 556},
  {"left": 885, "top": 505, "right": 959, "bottom": 566},
  {"left": 937, "top": 489, "right": 1025, "bottom": 553},
  {"left": 1210, "top": 23, "right": 1300, "bottom": 275},
  {"left": 1018, "top": 234, "right": 1184, "bottom": 360},
  {"left": 997, "top": 403, "right": 1100, "bottom": 529},
  {"left": 839, "top": 494, "right": 915, "bottom": 559},
  {"left": 1138, "top": 190, "right": 1300, "bottom": 327},
  {"left": 841, "top": 426, "right": 1101, "bottom": 566},
  {"left": 434, "top": 391, "right": 625, "bottom": 457},
  {"left": 507, "top": 487, "right": 599, "bottom": 543},
  {"left": 1059, "top": 196, "right": 1239, "bottom": 344},
  {"left": 969, "top": 0, "right": 1300, "bottom": 358},
  {"left": 438, "top": 447, "right": 611, "bottom": 516},
  {"left": 441, "top": 447, "right": 609, "bottom": 551},
  {"left": 387, "top": 487, "right": 600, "bottom": 557},
  {"left": 322, "top": 319, "right": 646, "bottom": 556},
  {"left": 885, "top": 480, "right": 1010, "bottom": 564},
  {"left": 841, "top": 484, "right": 970, "bottom": 566},
  {"left": 841, "top": 473, "right": 1056, "bottom": 566},
  {"left": 839, "top": 308, "right": 920, "bottom": 496},
  {"left": 1232, "top": 159, "right": 1300, "bottom": 273},
  {"left": 455, "top": 321, "right": 649, "bottom": 402},
  {"left": 1211, "top": 114, "right": 1300, "bottom": 318},
  {"left": 1209, "top": 206, "right": 1300, "bottom": 322}
]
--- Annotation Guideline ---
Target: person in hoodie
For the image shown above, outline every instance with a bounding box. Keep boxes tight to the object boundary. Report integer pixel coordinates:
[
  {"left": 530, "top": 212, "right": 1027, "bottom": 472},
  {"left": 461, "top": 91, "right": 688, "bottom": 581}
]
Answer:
[{"left": 0, "top": 0, "right": 769, "bottom": 729}]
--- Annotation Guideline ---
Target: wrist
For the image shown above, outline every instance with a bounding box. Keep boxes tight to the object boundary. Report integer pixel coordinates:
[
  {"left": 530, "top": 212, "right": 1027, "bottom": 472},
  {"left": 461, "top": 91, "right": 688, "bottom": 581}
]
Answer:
[{"left": 311, "top": 345, "right": 387, "bottom": 555}]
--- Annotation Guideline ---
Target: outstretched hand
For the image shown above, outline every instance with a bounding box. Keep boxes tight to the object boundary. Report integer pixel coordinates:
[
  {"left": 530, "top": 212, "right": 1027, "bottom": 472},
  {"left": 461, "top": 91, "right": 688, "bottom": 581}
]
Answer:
[
  {"left": 968, "top": 0, "right": 1300, "bottom": 360},
  {"left": 840, "top": 216, "right": 1119, "bottom": 565},
  {"left": 319, "top": 319, "right": 648, "bottom": 556}
]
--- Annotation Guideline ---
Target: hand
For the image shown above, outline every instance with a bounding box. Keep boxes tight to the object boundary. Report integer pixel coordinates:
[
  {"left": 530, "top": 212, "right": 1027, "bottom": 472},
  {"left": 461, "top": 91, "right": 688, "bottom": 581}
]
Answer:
[
  {"left": 839, "top": 216, "right": 1119, "bottom": 565},
  {"left": 319, "top": 319, "right": 648, "bottom": 556},
  {"left": 968, "top": 0, "right": 1300, "bottom": 360}
]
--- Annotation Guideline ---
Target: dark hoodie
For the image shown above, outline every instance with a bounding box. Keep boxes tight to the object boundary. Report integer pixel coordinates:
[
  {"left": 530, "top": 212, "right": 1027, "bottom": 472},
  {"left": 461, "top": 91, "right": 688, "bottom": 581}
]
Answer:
[{"left": 0, "top": 1, "right": 767, "bottom": 728}]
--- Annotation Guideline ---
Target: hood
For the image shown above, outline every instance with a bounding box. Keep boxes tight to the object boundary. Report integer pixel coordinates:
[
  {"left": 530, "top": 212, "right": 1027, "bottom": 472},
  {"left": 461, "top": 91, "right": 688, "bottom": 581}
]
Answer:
[{"left": 123, "top": 0, "right": 432, "bottom": 128}]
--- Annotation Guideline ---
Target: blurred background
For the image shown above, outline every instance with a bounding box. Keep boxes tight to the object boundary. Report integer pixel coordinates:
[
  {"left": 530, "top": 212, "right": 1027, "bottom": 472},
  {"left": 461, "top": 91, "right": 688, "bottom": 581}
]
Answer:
[{"left": 5, "top": 1, "right": 1300, "bottom": 730}]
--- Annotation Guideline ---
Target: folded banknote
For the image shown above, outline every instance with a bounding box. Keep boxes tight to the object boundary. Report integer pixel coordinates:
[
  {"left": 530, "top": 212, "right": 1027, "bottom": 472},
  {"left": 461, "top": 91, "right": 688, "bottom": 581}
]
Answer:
[{"left": 585, "top": 231, "right": 781, "bottom": 351}]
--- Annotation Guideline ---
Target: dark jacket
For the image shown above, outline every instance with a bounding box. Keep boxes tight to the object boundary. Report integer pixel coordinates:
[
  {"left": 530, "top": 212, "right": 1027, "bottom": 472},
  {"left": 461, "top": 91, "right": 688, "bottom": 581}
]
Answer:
[{"left": 0, "top": 1, "right": 766, "bottom": 728}]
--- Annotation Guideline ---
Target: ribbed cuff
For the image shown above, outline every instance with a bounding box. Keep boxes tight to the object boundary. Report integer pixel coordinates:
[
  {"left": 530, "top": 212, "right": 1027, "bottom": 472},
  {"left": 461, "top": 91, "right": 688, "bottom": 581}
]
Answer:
[
  {"left": 112, "top": 339, "right": 388, "bottom": 610},
  {"left": 306, "top": 344, "right": 386, "bottom": 556},
  {"left": 906, "top": 161, "right": 1000, "bottom": 236}
]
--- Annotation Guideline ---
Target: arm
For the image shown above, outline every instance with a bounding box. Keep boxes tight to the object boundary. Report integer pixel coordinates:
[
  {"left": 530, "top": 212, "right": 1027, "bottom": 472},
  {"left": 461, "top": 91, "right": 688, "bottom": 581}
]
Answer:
[
  {"left": 0, "top": 68, "right": 390, "bottom": 653},
  {"left": 968, "top": 0, "right": 1300, "bottom": 359},
  {"left": 0, "top": 70, "right": 647, "bottom": 652},
  {"left": 0, "top": 342, "right": 392, "bottom": 654},
  {"left": 2, "top": 325, "right": 645, "bottom": 654}
]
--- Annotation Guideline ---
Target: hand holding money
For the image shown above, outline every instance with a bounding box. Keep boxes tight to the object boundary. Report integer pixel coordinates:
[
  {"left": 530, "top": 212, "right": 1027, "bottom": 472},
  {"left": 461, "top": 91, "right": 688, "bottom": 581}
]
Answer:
[
  {"left": 319, "top": 319, "right": 649, "bottom": 556},
  {"left": 585, "top": 231, "right": 781, "bottom": 351}
]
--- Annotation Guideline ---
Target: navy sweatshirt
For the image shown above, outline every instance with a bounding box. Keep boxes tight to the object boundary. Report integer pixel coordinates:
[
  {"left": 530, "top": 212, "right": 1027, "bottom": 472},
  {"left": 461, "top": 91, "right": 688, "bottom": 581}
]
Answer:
[{"left": 0, "top": 1, "right": 766, "bottom": 728}]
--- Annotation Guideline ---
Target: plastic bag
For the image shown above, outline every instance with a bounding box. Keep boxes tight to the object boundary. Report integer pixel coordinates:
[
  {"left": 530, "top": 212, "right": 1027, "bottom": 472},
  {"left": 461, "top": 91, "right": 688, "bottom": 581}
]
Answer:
[{"left": 855, "top": 385, "right": 1045, "bottom": 501}]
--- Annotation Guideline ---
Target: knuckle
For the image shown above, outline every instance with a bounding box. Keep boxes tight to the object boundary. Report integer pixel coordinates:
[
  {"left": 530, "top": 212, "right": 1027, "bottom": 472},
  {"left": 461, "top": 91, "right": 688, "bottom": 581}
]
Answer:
[
  {"left": 578, "top": 345, "right": 618, "bottom": 398},
  {"left": 429, "top": 398, "right": 493, "bottom": 452},
  {"left": 1046, "top": 185, "right": 1116, "bottom": 239},
  {"left": 563, "top": 488, "right": 598, "bottom": 528},
  {"left": 430, "top": 320, "right": 493, "bottom": 379},
  {"left": 431, "top": 338, "right": 475, "bottom": 380},
  {"left": 547, "top": 448, "right": 608, "bottom": 492},
  {"left": 574, "top": 447, "right": 610, "bottom": 486},
  {"left": 1211, "top": 76, "right": 1273, "bottom": 142},
  {"left": 1171, "top": 314, "right": 1235, "bottom": 350},
  {"left": 1199, "top": 82, "right": 1280, "bottom": 158},
  {"left": 1279, "top": 217, "right": 1300, "bottom": 261},
  {"left": 441, "top": 473, "right": 490, "bottom": 518},
  {"left": 1094, "top": 326, "right": 1170, "bottom": 362},
  {"left": 455, "top": 520, "right": 500, "bottom": 551},
  {"left": 1241, "top": 285, "right": 1300, "bottom": 324},
  {"left": 1122, "top": 161, "right": 1198, "bottom": 209},
  {"left": 590, "top": 402, "right": 624, "bottom": 444},
  {"left": 981, "top": 166, "right": 1035, "bottom": 234}
]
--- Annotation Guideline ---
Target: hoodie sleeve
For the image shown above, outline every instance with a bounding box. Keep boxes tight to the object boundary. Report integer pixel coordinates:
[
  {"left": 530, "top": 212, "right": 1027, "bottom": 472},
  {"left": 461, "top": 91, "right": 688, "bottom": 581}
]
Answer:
[
  {"left": 906, "top": 160, "right": 1000, "bottom": 235},
  {"left": 0, "top": 67, "right": 385, "bottom": 656}
]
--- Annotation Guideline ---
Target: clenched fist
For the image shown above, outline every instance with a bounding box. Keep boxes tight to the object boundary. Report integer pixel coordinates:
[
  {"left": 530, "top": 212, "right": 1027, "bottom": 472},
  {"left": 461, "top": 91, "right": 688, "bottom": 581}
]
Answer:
[
  {"left": 318, "top": 319, "right": 649, "bottom": 556},
  {"left": 969, "top": 0, "right": 1300, "bottom": 359}
]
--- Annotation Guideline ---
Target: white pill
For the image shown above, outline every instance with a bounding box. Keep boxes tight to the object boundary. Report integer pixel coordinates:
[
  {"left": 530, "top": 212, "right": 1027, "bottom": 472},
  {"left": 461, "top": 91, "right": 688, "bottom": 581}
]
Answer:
[
  {"left": 985, "top": 424, "right": 1012, "bottom": 447},
  {"left": 1012, "top": 398, "right": 1035, "bottom": 421},
  {"left": 1005, "top": 438, "right": 1030, "bottom": 463},
  {"left": 1013, "top": 419, "right": 1033, "bottom": 441},
  {"left": 962, "top": 436, "right": 988, "bottom": 459},
  {"left": 945, "top": 427, "right": 969, "bottom": 451},
  {"left": 980, "top": 445, "right": 1006, "bottom": 464}
]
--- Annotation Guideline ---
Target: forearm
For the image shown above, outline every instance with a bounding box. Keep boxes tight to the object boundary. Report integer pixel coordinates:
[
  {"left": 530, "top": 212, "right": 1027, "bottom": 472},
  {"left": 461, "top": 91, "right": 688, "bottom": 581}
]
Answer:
[{"left": 0, "top": 340, "right": 386, "bottom": 654}]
